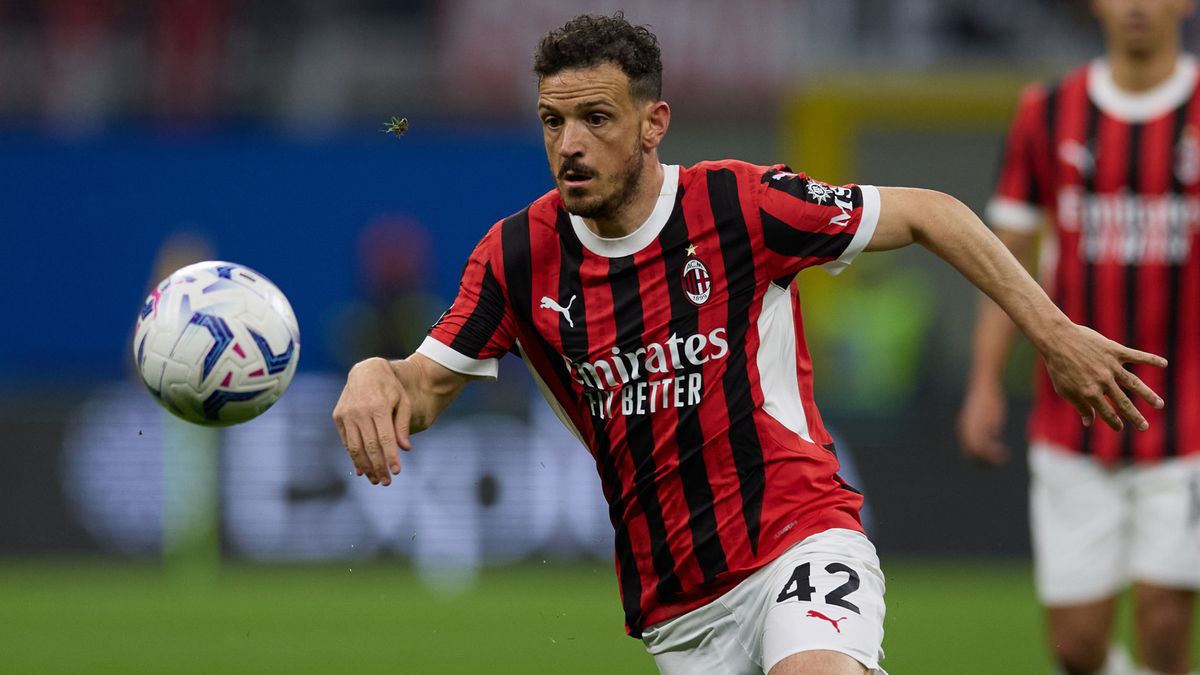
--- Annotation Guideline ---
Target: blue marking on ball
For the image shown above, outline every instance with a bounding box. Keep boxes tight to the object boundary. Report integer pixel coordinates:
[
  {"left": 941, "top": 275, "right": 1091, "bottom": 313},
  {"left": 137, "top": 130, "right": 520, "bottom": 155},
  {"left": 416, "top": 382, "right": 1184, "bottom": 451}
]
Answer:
[
  {"left": 248, "top": 328, "right": 295, "bottom": 375},
  {"left": 137, "top": 334, "right": 148, "bottom": 370},
  {"left": 188, "top": 312, "right": 234, "bottom": 380},
  {"left": 203, "top": 388, "right": 268, "bottom": 420}
]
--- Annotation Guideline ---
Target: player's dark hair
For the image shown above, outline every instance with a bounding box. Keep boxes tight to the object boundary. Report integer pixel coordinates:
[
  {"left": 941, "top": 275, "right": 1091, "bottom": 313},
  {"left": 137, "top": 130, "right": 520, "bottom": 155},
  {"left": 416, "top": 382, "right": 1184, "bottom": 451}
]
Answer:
[{"left": 533, "top": 12, "right": 663, "bottom": 102}]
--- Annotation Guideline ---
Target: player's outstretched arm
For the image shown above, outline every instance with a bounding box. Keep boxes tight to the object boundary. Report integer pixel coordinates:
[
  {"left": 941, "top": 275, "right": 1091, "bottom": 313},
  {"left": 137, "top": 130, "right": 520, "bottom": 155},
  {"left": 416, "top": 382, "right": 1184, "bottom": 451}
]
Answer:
[
  {"left": 332, "top": 354, "right": 470, "bottom": 485},
  {"left": 867, "top": 187, "right": 1166, "bottom": 432},
  {"left": 957, "top": 228, "right": 1037, "bottom": 465}
]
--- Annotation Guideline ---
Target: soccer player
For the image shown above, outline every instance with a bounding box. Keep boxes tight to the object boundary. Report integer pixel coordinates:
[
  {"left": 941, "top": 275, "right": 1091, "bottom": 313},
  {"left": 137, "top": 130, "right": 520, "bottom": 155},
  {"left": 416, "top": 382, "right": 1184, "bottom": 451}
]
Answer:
[
  {"left": 958, "top": 1, "right": 1200, "bottom": 674},
  {"left": 335, "top": 13, "right": 1165, "bottom": 675}
]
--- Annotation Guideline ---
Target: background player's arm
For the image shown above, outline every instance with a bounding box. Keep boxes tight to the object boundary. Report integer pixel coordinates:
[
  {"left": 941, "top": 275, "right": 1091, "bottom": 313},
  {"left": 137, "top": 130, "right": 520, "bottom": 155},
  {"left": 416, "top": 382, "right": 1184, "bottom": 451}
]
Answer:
[
  {"left": 866, "top": 187, "right": 1165, "bottom": 432},
  {"left": 332, "top": 353, "right": 470, "bottom": 485},
  {"left": 957, "top": 228, "right": 1038, "bottom": 464}
]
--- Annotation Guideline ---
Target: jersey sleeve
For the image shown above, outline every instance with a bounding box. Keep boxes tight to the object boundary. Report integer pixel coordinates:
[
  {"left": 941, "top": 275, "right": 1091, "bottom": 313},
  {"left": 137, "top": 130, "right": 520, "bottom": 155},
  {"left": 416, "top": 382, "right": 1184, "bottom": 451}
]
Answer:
[
  {"left": 417, "top": 225, "right": 516, "bottom": 379},
  {"left": 756, "top": 166, "right": 881, "bottom": 278},
  {"left": 986, "top": 83, "right": 1049, "bottom": 233}
]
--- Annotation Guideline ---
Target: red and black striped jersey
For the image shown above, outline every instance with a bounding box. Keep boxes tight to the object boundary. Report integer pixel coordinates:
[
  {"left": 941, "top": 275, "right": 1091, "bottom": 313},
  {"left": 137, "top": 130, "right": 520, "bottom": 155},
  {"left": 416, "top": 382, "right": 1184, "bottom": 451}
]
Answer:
[
  {"left": 989, "top": 55, "right": 1200, "bottom": 464},
  {"left": 419, "top": 160, "right": 878, "bottom": 636}
]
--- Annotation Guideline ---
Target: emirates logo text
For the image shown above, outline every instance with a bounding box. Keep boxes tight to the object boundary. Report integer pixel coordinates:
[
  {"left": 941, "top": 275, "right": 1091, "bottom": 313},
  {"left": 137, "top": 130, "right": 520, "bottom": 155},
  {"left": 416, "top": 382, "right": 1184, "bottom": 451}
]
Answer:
[
  {"left": 564, "top": 328, "right": 729, "bottom": 419},
  {"left": 1058, "top": 186, "right": 1199, "bottom": 264}
]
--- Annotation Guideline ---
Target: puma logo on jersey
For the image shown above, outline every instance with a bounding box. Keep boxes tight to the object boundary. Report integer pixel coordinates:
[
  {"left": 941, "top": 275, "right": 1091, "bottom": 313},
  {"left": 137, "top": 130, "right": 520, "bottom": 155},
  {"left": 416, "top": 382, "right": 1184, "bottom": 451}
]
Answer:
[
  {"left": 1059, "top": 138, "right": 1094, "bottom": 177},
  {"left": 540, "top": 295, "right": 576, "bottom": 328},
  {"left": 806, "top": 610, "right": 847, "bottom": 633}
]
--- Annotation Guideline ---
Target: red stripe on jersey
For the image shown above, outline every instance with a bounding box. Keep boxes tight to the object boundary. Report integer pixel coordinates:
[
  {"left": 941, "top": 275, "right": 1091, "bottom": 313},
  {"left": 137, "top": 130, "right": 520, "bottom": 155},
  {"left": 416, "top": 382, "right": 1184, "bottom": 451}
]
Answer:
[
  {"left": 1132, "top": 113, "right": 1175, "bottom": 459},
  {"left": 1088, "top": 113, "right": 1132, "bottom": 463},
  {"left": 1177, "top": 95, "right": 1200, "bottom": 455},
  {"left": 1179, "top": 234, "right": 1200, "bottom": 452}
]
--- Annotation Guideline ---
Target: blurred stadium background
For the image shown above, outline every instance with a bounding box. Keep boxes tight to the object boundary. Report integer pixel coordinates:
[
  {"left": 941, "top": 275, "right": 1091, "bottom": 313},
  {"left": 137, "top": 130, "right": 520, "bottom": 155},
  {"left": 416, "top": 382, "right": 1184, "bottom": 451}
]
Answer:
[{"left": 1, "top": 1, "right": 1197, "bottom": 673}]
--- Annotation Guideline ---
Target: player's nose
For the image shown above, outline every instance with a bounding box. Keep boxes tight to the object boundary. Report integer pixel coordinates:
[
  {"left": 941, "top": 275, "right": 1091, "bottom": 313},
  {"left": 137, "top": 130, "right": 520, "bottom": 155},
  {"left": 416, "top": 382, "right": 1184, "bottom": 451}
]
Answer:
[{"left": 557, "top": 119, "right": 588, "bottom": 158}]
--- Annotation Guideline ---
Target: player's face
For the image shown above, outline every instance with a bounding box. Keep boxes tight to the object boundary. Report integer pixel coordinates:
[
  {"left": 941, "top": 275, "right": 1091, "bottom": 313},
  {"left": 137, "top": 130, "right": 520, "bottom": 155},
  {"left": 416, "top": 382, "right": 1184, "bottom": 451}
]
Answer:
[
  {"left": 1092, "top": 0, "right": 1194, "bottom": 56},
  {"left": 537, "top": 63, "right": 648, "bottom": 220}
]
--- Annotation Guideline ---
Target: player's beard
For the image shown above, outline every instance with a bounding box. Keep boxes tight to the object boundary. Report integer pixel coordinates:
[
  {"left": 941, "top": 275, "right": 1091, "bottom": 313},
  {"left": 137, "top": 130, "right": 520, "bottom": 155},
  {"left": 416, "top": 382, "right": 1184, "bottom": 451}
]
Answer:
[{"left": 560, "top": 139, "right": 644, "bottom": 221}]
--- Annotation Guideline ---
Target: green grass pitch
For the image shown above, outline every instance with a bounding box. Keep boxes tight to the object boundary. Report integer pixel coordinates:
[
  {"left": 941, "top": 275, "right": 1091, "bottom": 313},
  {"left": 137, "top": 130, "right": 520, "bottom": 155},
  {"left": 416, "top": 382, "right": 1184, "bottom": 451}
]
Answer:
[{"left": 0, "top": 558, "right": 1190, "bottom": 673}]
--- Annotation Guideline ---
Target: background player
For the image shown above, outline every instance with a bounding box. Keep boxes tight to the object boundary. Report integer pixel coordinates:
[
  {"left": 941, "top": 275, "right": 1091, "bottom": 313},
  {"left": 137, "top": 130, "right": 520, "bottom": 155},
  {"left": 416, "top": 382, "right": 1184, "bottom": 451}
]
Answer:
[
  {"left": 958, "top": 1, "right": 1200, "bottom": 673},
  {"left": 336, "top": 13, "right": 1166, "bottom": 675}
]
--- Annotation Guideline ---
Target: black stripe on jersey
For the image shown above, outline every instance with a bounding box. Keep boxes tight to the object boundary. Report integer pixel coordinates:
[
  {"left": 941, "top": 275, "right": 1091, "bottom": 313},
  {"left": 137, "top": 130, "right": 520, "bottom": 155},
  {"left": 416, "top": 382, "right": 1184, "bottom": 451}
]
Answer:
[
  {"left": 761, "top": 210, "right": 855, "bottom": 261},
  {"left": 1080, "top": 97, "right": 1101, "bottom": 456},
  {"left": 1164, "top": 264, "right": 1181, "bottom": 457},
  {"left": 659, "top": 191, "right": 728, "bottom": 585},
  {"left": 550, "top": 209, "right": 645, "bottom": 630},
  {"left": 1164, "top": 103, "right": 1190, "bottom": 457},
  {"left": 1122, "top": 123, "right": 1144, "bottom": 460},
  {"left": 708, "top": 168, "right": 767, "bottom": 556},
  {"left": 1043, "top": 81, "right": 1061, "bottom": 195},
  {"left": 556, "top": 210, "right": 589, "bottom": 361},
  {"left": 449, "top": 261, "right": 506, "bottom": 358},
  {"left": 608, "top": 254, "right": 683, "bottom": 605}
]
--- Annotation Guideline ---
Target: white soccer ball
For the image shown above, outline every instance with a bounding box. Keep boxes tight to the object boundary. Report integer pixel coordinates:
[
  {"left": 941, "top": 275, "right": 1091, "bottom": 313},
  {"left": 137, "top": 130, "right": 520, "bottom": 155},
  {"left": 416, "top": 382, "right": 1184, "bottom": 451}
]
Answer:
[{"left": 133, "top": 261, "right": 301, "bottom": 427}]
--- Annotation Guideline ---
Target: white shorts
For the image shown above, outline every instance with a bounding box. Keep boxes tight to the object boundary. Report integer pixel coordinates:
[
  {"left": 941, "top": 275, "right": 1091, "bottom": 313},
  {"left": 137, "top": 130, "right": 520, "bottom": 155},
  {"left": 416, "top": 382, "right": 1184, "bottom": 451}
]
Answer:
[
  {"left": 1029, "top": 443, "right": 1200, "bottom": 605},
  {"left": 641, "top": 528, "right": 887, "bottom": 674}
]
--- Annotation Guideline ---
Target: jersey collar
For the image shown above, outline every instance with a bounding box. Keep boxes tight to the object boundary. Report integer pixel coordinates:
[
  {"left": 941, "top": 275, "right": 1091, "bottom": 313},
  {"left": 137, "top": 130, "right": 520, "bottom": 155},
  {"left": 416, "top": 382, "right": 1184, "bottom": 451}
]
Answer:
[
  {"left": 1088, "top": 54, "right": 1197, "bottom": 123},
  {"left": 569, "top": 164, "right": 679, "bottom": 258}
]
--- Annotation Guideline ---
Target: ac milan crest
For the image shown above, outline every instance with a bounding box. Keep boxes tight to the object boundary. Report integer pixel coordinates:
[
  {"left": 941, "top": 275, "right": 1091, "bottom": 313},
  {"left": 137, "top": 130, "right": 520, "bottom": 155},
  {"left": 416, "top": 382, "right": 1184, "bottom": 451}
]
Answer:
[{"left": 682, "top": 258, "right": 712, "bottom": 306}]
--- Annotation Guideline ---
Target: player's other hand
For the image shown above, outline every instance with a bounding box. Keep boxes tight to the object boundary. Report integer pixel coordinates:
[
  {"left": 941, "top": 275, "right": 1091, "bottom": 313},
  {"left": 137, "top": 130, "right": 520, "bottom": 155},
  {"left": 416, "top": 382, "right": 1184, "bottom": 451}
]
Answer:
[
  {"left": 1040, "top": 323, "right": 1166, "bottom": 432},
  {"left": 332, "top": 357, "right": 411, "bottom": 486},
  {"left": 958, "top": 381, "right": 1009, "bottom": 465}
]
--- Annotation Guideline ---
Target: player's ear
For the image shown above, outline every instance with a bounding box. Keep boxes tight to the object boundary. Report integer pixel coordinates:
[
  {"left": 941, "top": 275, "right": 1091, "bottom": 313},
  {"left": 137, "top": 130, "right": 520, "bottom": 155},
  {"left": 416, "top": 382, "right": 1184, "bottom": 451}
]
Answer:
[{"left": 641, "top": 100, "right": 670, "bottom": 152}]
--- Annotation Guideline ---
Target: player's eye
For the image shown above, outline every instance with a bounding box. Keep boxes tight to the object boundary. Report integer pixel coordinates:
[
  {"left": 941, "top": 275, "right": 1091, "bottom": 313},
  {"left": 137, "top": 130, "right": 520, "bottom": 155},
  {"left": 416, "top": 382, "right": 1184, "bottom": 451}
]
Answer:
[
  {"left": 587, "top": 113, "right": 608, "bottom": 126},
  {"left": 543, "top": 116, "right": 563, "bottom": 130}
]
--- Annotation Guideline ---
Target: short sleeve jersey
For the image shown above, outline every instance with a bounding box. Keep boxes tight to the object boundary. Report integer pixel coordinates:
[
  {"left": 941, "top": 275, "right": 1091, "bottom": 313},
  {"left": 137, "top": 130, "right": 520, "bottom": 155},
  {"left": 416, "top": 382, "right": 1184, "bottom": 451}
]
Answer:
[
  {"left": 988, "top": 56, "right": 1200, "bottom": 464},
  {"left": 420, "top": 160, "right": 880, "bottom": 636}
]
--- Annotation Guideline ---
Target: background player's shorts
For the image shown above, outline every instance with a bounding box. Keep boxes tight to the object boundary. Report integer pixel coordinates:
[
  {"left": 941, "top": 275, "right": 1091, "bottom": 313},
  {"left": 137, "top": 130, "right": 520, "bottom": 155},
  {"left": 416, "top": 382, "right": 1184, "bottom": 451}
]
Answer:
[
  {"left": 641, "top": 528, "right": 887, "bottom": 674},
  {"left": 1029, "top": 443, "right": 1200, "bottom": 605}
]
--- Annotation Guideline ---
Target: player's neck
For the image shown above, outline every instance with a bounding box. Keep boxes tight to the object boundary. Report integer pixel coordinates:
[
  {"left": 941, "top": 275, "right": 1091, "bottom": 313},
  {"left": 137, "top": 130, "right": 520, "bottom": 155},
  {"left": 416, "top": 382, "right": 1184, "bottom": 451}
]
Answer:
[
  {"left": 583, "top": 160, "right": 665, "bottom": 240},
  {"left": 1107, "top": 44, "right": 1182, "bottom": 93}
]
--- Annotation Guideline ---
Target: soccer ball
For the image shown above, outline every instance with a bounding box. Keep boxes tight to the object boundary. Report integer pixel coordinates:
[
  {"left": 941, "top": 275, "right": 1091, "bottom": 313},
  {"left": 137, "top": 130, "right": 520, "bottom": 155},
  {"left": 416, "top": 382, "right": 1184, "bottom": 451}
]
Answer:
[{"left": 133, "top": 261, "right": 300, "bottom": 426}]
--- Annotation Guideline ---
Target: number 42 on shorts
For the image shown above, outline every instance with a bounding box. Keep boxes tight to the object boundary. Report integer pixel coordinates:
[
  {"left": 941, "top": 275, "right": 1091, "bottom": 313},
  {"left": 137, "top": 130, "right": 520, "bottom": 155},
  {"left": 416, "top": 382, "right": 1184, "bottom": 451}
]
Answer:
[{"left": 776, "top": 562, "right": 862, "bottom": 614}]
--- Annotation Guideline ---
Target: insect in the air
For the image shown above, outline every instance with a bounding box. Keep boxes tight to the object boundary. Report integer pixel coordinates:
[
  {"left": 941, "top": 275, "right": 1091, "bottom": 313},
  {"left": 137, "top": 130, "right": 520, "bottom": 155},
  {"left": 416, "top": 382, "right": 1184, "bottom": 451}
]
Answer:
[{"left": 382, "top": 115, "right": 409, "bottom": 138}]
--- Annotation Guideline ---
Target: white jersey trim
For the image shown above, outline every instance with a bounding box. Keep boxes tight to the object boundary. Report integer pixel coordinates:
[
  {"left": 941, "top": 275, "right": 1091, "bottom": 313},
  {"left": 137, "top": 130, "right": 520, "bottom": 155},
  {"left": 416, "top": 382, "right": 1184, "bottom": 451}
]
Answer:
[
  {"left": 823, "top": 184, "right": 880, "bottom": 275},
  {"left": 570, "top": 164, "right": 679, "bottom": 258},
  {"left": 415, "top": 335, "right": 499, "bottom": 379},
  {"left": 987, "top": 196, "right": 1042, "bottom": 233},
  {"left": 756, "top": 283, "right": 813, "bottom": 443},
  {"left": 1088, "top": 54, "right": 1197, "bottom": 123}
]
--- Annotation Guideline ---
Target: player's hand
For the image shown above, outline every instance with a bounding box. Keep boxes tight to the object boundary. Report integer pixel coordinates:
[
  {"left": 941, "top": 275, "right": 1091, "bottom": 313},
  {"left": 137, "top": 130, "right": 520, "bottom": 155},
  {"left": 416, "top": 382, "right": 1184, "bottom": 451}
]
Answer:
[
  {"left": 1040, "top": 323, "right": 1166, "bottom": 432},
  {"left": 332, "top": 357, "right": 412, "bottom": 485},
  {"left": 958, "top": 380, "right": 1009, "bottom": 465}
]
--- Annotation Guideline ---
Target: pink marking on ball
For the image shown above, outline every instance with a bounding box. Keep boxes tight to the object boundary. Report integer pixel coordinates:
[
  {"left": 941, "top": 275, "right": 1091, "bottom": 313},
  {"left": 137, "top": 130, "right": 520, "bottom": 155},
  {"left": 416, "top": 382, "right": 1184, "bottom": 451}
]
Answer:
[
  {"left": 233, "top": 343, "right": 246, "bottom": 358},
  {"left": 248, "top": 369, "right": 265, "bottom": 377},
  {"left": 221, "top": 372, "right": 232, "bottom": 387}
]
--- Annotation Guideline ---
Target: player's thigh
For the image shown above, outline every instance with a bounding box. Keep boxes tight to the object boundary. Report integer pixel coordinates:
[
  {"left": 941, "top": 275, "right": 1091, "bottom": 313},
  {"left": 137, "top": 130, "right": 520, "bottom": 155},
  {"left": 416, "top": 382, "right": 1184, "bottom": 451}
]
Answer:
[
  {"left": 1128, "top": 455, "right": 1200, "bottom": 590},
  {"left": 759, "top": 529, "right": 887, "bottom": 674},
  {"left": 1029, "top": 444, "right": 1129, "bottom": 605},
  {"left": 1044, "top": 595, "right": 1119, "bottom": 667},
  {"left": 769, "top": 649, "right": 867, "bottom": 675}
]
